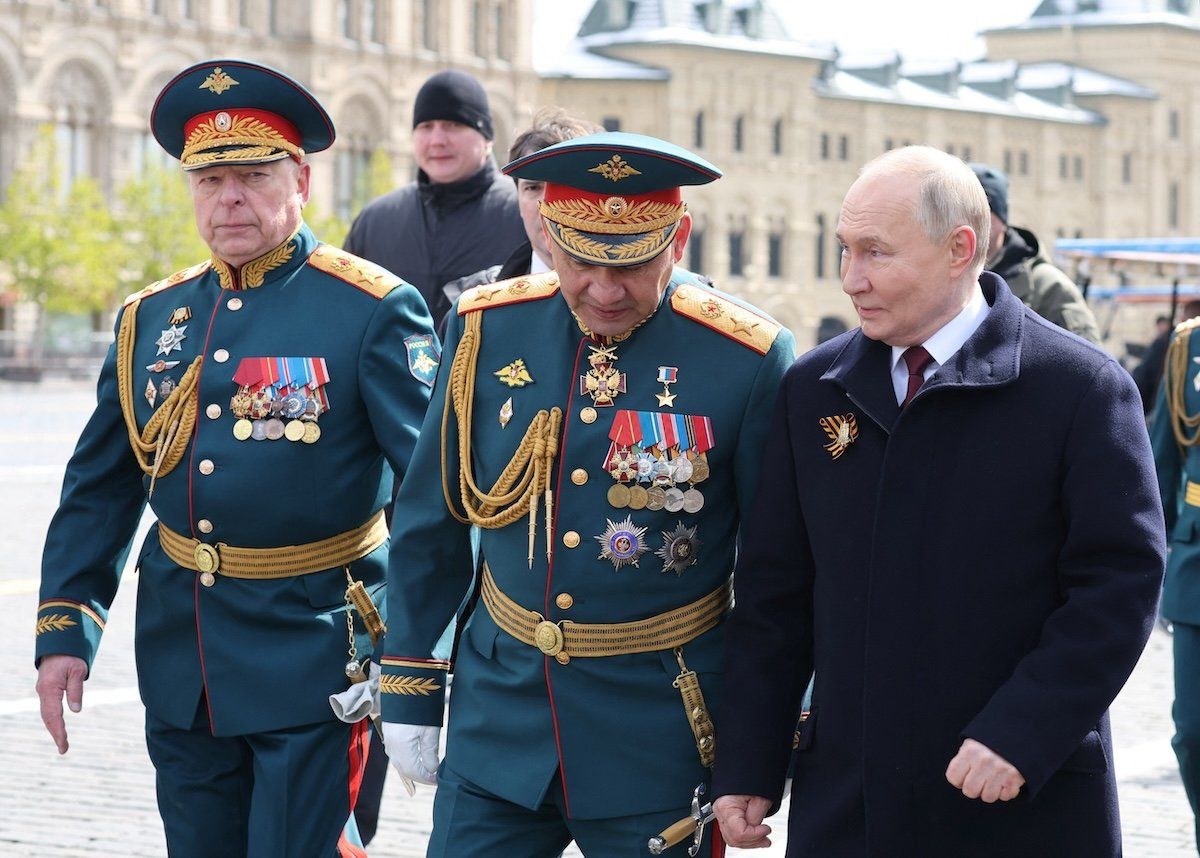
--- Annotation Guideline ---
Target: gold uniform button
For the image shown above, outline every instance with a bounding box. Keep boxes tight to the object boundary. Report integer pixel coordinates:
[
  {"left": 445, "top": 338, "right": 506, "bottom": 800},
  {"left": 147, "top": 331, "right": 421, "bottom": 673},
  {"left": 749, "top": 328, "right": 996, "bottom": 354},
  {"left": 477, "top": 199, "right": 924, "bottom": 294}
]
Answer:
[
  {"left": 197, "top": 519, "right": 213, "bottom": 534},
  {"left": 213, "top": 349, "right": 230, "bottom": 363},
  {"left": 555, "top": 652, "right": 571, "bottom": 665},
  {"left": 198, "top": 459, "right": 215, "bottom": 475},
  {"left": 571, "top": 468, "right": 588, "bottom": 486},
  {"left": 556, "top": 593, "right": 574, "bottom": 610},
  {"left": 205, "top": 404, "right": 221, "bottom": 420},
  {"left": 562, "top": 531, "right": 581, "bottom": 549},
  {"left": 227, "top": 297, "right": 243, "bottom": 311},
  {"left": 580, "top": 406, "right": 597, "bottom": 424}
]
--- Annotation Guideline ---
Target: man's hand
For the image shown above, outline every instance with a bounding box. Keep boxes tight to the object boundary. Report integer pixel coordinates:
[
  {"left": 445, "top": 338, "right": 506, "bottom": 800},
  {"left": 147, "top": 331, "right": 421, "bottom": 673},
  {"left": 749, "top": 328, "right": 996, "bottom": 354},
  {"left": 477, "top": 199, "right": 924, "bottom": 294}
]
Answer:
[
  {"left": 945, "top": 738, "right": 1025, "bottom": 803},
  {"left": 36, "top": 655, "right": 88, "bottom": 754},
  {"left": 381, "top": 722, "right": 440, "bottom": 786},
  {"left": 714, "top": 794, "right": 773, "bottom": 849}
]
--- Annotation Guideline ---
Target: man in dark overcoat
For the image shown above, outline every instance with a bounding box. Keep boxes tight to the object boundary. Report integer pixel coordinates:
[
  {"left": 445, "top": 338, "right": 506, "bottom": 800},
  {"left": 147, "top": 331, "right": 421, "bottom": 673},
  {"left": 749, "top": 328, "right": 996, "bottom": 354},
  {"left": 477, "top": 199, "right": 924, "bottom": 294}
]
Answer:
[{"left": 712, "top": 146, "right": 1165, "bottom": 857}]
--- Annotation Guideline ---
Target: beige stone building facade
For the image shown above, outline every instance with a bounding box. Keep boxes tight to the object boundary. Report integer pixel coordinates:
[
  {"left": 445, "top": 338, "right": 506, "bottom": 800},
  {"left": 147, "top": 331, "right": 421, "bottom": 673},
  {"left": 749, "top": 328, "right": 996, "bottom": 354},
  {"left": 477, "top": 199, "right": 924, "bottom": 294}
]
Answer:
[
  {"left": 539, "top": 0, "right": 1200, "bottom": 347},
  {"left": 3, "top": 0, "right": 1200, "bottom": 351},
  {"left": 0, "top": 0, "right": 539, "bottom": 222}
]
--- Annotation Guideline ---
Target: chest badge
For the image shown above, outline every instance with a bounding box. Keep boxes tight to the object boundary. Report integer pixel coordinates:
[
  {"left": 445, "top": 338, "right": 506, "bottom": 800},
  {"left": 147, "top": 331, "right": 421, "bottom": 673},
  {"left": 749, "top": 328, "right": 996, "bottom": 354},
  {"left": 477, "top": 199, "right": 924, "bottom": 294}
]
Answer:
[
  {"left": 168, "top": 307, "right": 192, "bottom": 326},
  {"left": 495, "top": 358, "right": 534, "bottom": 388},
  {"left": 657, "top": 522, "right": 701, "bottom": 576},
  {"left": 581, "top": 343, "right": 626, "bottom": 407},
  {"left": 499, "top": 396, "right": 514, "bottom": 428},
  {"left": 819, "top": 413, "right": 859, "bottom": 460},
  {"left": 596, "top": 515, "right": 649, "bottom": 570},
  {"left": 656, "top": 366, "right": 678, "bottom": 408},
  {"left": 155, "top": 324, "right": 187, "bottom": 356}
]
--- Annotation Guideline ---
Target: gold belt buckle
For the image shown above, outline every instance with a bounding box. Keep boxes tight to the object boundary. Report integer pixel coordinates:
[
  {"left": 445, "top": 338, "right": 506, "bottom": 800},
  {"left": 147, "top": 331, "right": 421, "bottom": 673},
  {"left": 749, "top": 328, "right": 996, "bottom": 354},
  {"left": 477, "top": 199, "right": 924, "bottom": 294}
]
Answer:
[
  {"left": 194, "top": 543, "right": 220, "bottom": 587},
  {"left": 534, "top": 619, "right": 565, "bottom": 657}
]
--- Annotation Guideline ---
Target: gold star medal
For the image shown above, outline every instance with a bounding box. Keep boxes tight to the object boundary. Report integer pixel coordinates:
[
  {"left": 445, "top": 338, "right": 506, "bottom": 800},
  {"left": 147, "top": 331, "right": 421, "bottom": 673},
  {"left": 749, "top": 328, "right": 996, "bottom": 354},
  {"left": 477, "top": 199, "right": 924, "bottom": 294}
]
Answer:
[
  {"left": 595, "top": 516, "right": 649, "bottom": 570},
  {"left": 656, "top": 366, "right": 678, "bottom": 408},
  {"left": 819, "top": 413, "right": 859, "bottom": 460},
  {"left": 495, "top": 359, "right": 534, "bottom": 388}
]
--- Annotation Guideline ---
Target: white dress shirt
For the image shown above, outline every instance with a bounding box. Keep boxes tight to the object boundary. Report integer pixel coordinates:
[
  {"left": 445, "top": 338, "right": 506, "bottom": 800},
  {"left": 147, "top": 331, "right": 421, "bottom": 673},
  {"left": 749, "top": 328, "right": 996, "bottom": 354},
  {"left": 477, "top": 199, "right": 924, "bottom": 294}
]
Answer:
[
  {"left": 890, "top": 286, "right": 988, "bottom": 405},
  {"left": 530, "top": 250, "right": 551, "bottom": 275}
]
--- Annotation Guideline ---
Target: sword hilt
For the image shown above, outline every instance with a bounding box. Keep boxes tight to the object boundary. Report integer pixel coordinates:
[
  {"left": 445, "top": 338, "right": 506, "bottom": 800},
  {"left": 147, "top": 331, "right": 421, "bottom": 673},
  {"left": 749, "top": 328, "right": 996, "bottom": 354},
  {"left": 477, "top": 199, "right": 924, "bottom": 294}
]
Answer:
[{"left": 647, "top": 784, "right": 714, "bottom": 855}]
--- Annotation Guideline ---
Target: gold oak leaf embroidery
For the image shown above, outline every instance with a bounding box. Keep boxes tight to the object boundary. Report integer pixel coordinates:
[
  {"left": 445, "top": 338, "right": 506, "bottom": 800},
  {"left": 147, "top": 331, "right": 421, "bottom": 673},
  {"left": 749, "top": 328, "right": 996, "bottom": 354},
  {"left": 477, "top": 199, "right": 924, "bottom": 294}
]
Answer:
[
  {"left": 36, "top": 614, "right": 78, "bottom": 636},
  {"left": 380, "top": 675, "right": 442, "bottom": 696}
]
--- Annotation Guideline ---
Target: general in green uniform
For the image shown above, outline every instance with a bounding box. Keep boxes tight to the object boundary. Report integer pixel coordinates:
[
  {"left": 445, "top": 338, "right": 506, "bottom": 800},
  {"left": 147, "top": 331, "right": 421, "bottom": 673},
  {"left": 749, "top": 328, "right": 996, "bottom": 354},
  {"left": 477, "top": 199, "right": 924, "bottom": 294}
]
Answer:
[
  {"left": 1151, "top": 317, "right": 1200, "bottom": 847},
  {"left": 33, "top": 59, "right": 435, "bottom": 857},
  {"left": 378, "top": 132, "right": 795, "bottom": 856}
]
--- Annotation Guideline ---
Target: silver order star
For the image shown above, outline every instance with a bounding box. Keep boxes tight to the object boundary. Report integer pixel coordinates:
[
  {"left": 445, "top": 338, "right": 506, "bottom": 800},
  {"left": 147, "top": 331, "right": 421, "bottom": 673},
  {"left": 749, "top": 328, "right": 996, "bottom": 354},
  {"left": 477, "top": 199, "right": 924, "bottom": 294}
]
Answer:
[
  {"left": 155, "top": 324, "right": 187, "bottom": 356},
  {"left": 595, "top": 515, "right": 649, "bottom": 570},
  {"left": 656, "top": 521, "right": 701, "bottom": 576}
]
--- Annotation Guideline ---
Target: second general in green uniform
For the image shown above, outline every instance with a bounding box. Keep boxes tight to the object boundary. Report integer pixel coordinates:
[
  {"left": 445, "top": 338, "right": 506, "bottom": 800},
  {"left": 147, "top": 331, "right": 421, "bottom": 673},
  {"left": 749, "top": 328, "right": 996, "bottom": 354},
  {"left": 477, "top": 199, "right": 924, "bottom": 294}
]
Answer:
[{"left": 378, "top": 132, "right": 795, "bottom": 856}]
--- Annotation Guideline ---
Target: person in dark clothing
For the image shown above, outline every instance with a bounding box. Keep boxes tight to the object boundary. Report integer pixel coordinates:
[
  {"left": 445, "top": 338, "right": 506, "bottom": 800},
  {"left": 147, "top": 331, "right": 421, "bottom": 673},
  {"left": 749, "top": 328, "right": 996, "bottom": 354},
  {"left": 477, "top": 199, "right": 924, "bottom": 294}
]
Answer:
[
  {"left": 438, "top": 108, "right": 602, "bottom": 331},
  {"left": 342, "top": 69, "right": 525, "bottom": 328},
  {"left": 970, "top": 163, "right": 1101, "bottom": 344},
  {"left": 1135, "top": 302, "right": 1200, "bottom": 414}
]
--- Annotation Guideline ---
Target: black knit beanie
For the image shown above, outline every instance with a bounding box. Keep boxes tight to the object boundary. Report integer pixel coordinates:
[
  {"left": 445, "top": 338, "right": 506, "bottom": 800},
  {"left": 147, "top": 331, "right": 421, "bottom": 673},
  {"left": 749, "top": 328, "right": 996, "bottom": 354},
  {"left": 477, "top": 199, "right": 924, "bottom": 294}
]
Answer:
[
  {"left": 969, "top": 163, "right": 1009, "bottom": 225},
  {"left": 412, "top": 70, "right": 494, "bottom": 140}
]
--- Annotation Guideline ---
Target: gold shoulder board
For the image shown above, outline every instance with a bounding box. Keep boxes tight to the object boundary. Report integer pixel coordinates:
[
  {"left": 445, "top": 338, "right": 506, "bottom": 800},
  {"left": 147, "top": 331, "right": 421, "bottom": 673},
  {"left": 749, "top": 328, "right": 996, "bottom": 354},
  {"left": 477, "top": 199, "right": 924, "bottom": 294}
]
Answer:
[
  {"left": 458, "top": 271, "right": 561, "bottom": 315},
  {"left": 307, "top": 244, "right": 401, "bottom": 300},
  {"left": 670, "top": 282, "right": 781, "bottom": 355},
  {"left": 1176, "top": 317, "right": 1200, "bottom": 336},
  {"left": 122, "top": 260, "right": 212, "bottom": 307}
]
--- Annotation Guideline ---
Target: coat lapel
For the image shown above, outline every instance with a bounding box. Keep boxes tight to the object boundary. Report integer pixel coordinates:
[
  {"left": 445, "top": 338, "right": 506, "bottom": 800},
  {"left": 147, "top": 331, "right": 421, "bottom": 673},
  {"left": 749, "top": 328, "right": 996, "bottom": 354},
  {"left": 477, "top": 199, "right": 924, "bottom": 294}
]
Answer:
[
  {"left": 821, "top": 331, "right": 901, "bottom": 434},
  {"left": 819, "top": 272, "right": 1024, "bottom": 432}
]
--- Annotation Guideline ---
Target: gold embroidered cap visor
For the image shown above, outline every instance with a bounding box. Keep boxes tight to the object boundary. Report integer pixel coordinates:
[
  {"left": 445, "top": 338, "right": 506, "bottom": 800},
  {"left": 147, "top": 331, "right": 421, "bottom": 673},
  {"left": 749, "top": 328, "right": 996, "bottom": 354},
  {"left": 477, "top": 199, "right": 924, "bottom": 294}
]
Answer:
[
  {"left": 503, "top": 131, "right": 721, "bottom": 267},
  {"left": 151, "top": 59, "right": 335, "bottom": 170}
]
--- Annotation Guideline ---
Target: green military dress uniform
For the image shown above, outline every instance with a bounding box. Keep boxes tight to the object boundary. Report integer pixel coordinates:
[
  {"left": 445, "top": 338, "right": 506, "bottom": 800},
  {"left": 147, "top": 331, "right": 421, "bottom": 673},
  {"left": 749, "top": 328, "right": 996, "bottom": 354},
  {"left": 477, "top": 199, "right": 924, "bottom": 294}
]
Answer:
[
  {"left": 35, "top": 60, "right": 436, "bottom": 857},
  {"left": 1151, "top": 317, "right": 1200, "bottom": 843},
  {"left": 379, "top": 132, "right": 796, "bottom": 855}
]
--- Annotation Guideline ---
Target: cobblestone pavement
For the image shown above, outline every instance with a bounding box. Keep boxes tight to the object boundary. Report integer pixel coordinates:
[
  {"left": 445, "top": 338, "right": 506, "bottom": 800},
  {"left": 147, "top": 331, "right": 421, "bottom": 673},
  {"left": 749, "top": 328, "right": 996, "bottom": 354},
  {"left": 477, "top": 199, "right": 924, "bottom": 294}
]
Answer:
[{"left": 1, "top": 379, "right": 1193, "bottom": 856}]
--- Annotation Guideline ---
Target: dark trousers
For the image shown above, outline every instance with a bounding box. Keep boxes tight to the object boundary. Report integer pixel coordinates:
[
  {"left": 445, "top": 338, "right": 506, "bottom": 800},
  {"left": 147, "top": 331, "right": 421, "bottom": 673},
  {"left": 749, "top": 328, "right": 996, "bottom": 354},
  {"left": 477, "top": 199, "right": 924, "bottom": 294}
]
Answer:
[
  {"left": 145, "top": 699, "right": 369, "bottom": 858},
  {"left": 1174, "top": 622, "right": 1200, "bottom": 849},
  {"left": 428, "top": 762, "right": 723, "bottom": 858},
  {"left": 353, "top": 726, "right": 388, "bottom": 844}
]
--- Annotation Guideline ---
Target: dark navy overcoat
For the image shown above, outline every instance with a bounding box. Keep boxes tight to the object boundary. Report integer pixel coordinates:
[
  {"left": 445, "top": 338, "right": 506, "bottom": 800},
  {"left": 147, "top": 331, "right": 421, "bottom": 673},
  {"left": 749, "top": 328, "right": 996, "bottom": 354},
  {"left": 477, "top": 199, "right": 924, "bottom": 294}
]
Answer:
[{"left": 712, "top": 273, "right": 1165, "bottom": 856}]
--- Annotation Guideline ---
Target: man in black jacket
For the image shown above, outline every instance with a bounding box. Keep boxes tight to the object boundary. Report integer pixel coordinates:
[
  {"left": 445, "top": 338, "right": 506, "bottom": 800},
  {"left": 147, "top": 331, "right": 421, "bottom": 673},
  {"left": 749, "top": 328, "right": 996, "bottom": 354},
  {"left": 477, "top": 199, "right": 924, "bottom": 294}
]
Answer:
[{"left": 343, "top": 69, "right": 524, "bottom": 328}]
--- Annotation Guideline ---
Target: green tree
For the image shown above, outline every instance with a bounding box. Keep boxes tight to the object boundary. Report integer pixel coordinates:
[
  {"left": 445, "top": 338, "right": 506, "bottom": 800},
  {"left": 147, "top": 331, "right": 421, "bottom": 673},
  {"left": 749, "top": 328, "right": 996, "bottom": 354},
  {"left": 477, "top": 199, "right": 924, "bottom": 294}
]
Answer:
[
  {"left": 117, "top": 162, "right": 208, "bottom": 294},
  {"left": 0, "top": 125, "right": 67, "bottom": 307},
  {"left": 51, "top": 176, "right": 129, "bottom": 329}
]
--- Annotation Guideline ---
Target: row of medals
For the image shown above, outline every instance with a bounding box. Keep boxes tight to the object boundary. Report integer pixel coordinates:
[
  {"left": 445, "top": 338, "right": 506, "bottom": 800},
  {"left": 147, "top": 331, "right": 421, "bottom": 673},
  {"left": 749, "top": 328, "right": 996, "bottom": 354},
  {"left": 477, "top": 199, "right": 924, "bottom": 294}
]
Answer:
[
  {"left": 229, "top": 386, "right": 322, "bottom": 443},
  {"left": 607, "top": 448, "right": 710, "bottom": 513}
]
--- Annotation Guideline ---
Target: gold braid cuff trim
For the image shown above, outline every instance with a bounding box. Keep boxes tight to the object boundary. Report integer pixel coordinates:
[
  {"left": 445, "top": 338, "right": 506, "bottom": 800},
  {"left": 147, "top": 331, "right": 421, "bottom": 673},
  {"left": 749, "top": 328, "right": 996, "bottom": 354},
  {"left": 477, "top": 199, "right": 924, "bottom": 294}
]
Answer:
[
  {"left": 539, "top": 198, "right": 685, "bottom": 235},
  {"left": 481, "top": 565, "right": 731, "bottom": 658},
  {"left": 379, "top": 676, "right": 442, "bottom": 696},
  {"left": 380, "top": 658, "right": 451, "bottom": 671},
  {"left": 1166, "top": 319, "right": 1200, "bottom": 449},
  {"left": 37, "top": 599, "right": 106, "bottom": 631},
  {"left": 116, "top": 301, "right": 201, "bottom": 484},
  {"left": 157, "top": 511, "right": 388, "bottom": 578},
  {"left": 457, "top": 271, "right": 560, "bottom": 315},
  {"left": 670, "top": 283, "right": 781, "bottom": 356},
  {"left": 441, "top": 309, "right": 563, "bottom": 571}
]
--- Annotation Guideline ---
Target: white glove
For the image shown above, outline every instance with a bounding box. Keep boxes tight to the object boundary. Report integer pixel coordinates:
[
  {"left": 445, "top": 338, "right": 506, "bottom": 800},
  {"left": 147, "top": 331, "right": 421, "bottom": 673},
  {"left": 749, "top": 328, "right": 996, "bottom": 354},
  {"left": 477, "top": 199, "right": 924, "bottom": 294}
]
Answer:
[
  {"left": 328, "top": 663, "right": 380, "bottom": 723},
  {"left": 382, "top": 722, "right": 441, "bottom": 786}
]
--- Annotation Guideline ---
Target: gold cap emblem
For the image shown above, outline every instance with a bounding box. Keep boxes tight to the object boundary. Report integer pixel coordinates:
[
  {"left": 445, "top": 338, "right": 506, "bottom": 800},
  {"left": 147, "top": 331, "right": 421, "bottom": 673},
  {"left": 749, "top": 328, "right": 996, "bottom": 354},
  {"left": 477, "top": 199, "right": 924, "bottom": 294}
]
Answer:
[
  {"left": 587, "top": 154, "right": 642, "bottom": 182},
  {"left": 200, "top": 67, "right": 239, "bottom": 95}
]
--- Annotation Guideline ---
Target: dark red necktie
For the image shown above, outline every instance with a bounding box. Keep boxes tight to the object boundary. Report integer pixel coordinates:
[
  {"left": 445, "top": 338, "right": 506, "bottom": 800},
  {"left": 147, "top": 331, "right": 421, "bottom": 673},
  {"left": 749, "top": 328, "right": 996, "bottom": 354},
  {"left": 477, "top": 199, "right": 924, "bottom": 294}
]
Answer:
[{"left": 901, "top": 346, "right": 933, "bottom": 408}]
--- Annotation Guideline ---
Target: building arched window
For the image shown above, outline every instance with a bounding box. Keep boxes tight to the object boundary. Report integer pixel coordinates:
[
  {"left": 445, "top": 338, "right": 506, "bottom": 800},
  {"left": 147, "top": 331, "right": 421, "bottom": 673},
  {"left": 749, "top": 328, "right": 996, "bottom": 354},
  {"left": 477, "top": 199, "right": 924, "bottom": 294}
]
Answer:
[
  {"left": 50, "top": 62, "right": 107, "bottom": 188},
  {"left": 772, "top": 118, "right": 783, "bottom": 155},
  {"left": 815, "top": 213, "right": 826, "bottom": 278},
  {"left": 694, "top": 111, "right": 704, "bottom": 149},
  {"left": 733, "top": 115, "right": 744, "bottom": 152},
  {"left": 335, "top": 98, "right": 384, "bottom": 221}
]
